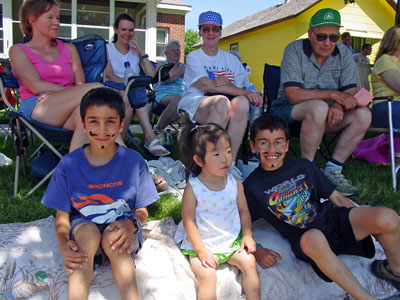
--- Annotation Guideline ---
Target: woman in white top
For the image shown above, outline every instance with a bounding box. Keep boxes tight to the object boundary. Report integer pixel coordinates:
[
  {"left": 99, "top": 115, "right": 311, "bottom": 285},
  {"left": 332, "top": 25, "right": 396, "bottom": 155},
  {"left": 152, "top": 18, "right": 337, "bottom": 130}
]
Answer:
[
  {"left": 105, "top": 13, "right": 169, "bottom": 156},
  {"left": 178, "top": 11, "right": 262, "bottom": 164}
]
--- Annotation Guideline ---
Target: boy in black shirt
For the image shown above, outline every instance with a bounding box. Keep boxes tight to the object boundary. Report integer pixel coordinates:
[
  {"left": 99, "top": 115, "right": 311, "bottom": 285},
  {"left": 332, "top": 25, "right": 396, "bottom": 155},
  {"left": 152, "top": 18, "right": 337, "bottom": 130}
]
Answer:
[{"left": 244, "top": 114, "right": 400, "bottom": 300}]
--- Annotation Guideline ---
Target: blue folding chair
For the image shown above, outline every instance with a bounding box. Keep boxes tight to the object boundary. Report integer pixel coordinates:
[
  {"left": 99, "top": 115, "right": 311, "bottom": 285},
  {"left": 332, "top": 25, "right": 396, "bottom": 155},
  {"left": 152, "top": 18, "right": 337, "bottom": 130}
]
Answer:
[{"left": 0, "top": 34, "right": 107, "bottom": 196}]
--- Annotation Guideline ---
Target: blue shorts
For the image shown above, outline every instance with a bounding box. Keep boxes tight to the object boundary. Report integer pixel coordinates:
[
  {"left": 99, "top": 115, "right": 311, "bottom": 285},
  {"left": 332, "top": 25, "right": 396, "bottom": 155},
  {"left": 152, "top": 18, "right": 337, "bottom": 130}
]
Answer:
[
  {"left": 69, "top": 215, "right": 125, "bottom": 240},
  {"left": 371, "top": 101, "right": 400, "bottom": 129},
  {"left": 271, "top": 99, "right": 295, "bottom": 123},
  {"left": 18, "top": 96, "right": 38, "bottom": 117}
]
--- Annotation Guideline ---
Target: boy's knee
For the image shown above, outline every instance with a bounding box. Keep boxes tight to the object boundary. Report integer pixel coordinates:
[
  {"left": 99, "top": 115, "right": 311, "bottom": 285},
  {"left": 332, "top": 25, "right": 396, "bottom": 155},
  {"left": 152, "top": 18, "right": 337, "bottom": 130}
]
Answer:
[
  {"left": 300, "top": 229, "right": 328, "bottom": 256},
  {"left": 374, "top": 207, "right": 399, "bottom": 233}
]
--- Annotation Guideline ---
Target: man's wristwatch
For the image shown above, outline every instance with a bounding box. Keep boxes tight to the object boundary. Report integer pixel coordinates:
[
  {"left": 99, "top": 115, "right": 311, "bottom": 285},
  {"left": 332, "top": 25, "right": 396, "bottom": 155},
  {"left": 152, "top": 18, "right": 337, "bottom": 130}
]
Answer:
[{"left": 130, "top": 216, "right": 142, "bottom": 233}]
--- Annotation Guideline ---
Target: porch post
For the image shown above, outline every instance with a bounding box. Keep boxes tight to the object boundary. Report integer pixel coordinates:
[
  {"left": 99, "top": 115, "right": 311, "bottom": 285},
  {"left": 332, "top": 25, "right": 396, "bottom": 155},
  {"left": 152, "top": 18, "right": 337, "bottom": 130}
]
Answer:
[{"left": 146, "top": 0, "right": 157, "bottom": 61}]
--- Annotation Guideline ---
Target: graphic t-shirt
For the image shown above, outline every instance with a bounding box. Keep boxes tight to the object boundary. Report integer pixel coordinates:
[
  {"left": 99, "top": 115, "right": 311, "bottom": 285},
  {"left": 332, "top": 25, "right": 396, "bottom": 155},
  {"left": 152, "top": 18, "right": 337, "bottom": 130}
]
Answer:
[
  {"left": 42, "top": 145, "right": 159, "bottom": 224},
  {"left": 177, "top": 48, "right": 250, "bottom": 121},
  {"left": 244, "top": 158, "right": 335, "bottom": 239}
]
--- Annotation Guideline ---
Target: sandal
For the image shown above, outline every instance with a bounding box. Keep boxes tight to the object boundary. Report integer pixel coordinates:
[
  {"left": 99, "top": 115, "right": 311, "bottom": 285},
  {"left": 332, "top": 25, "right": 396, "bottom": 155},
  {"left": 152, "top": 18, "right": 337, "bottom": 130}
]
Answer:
[
  {"left": 144, "top": 138, "right": 170, "bottom": 157},
  {"left": 151, "top": 172, "right": 168, "bottom": 193},
  {"left": 371, "top": 259, "right": 400, "bottom": 290}
]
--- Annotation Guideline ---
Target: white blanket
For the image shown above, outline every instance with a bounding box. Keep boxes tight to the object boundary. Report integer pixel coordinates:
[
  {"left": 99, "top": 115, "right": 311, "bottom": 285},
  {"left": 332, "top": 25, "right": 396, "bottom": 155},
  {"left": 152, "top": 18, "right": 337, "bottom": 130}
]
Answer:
[{"left": 0, "top": 216, "right": 398, "bottom": 300}]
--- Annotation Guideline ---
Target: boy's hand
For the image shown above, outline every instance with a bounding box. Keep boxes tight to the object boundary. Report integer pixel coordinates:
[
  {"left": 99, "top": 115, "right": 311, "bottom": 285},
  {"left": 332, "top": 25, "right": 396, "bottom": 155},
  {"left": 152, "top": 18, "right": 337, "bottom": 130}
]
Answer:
[
  {"left": 197, "top": 247, "right": 219, "bottom": 269},
  {"left": 239, "top": 235, "right": 256, "bottom": 254},
  {"left": 60, "top": 240, "right": 88, "bottom": 274},
  {"left": 107, "top": 220, "right": 135, "bottom": 254},
  {"left": 254, "top": 246, "right": 282, "bottom": 269}
]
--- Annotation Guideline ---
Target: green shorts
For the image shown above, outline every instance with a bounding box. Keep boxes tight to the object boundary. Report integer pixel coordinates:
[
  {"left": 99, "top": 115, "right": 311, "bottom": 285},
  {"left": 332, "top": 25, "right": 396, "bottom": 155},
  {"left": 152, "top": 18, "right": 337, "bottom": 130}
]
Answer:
[{"left": 181, "top": 233, "right": 242, "bottom": 264}]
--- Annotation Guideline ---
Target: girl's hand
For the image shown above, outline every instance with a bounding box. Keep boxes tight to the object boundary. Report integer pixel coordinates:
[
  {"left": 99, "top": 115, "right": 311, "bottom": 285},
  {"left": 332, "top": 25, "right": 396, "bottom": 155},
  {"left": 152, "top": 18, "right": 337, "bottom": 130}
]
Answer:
[
  {"left": 254, "top": 247, "right": 282, "bottom": 269},
  {"left": 198, "top": 247, "right": 219, "bottom": 269},
  {"left": 60, "top": 240, "right": 88, "bottom": 274},
  {"left": 107, "top": 220, "right": 135, "bottom": 254},
  {"left": 239, "top": 235, "right": 256, "bottom": 254}
]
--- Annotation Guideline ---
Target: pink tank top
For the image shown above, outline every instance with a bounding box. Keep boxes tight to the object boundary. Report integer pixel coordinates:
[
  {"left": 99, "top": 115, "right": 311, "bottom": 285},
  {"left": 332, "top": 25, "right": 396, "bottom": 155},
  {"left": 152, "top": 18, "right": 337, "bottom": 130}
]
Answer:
[{"left": 18, "top": 39, "right": 75, "bottom": 100}]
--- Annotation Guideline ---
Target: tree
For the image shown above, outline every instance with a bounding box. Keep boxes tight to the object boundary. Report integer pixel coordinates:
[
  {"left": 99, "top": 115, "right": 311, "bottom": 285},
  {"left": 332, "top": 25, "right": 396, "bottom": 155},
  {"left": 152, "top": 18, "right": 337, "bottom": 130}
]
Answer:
[{"left": 184, "top": 29, "right": 200, "bottom": 56}]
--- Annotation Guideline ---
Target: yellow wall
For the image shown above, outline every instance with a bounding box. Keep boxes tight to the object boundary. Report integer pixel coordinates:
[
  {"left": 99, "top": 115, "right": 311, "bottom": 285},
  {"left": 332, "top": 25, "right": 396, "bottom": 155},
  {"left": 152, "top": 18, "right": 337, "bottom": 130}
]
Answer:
[{"left": 217, "top": 0, "right": 395, "bottom": 91}]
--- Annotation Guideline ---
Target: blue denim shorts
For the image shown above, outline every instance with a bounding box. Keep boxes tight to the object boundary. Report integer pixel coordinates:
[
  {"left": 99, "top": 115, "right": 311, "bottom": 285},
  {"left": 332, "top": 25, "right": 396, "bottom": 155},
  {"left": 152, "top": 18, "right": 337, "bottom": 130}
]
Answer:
[
  {"left": 18, "top": 96, "right": 38, "bottom": 117},
  {"left": 371, "top": 101, "right": 400, "bottom": 129},
  {"left": 271, "top": 99, "right": 295, "bottom": 123}
]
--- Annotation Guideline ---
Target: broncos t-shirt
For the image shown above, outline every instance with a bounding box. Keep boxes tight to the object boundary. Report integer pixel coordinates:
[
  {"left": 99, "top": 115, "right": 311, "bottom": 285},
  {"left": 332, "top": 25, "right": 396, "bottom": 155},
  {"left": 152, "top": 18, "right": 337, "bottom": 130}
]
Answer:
[{"left": 42, "top": 145, "right": 159, "bottom": 224}]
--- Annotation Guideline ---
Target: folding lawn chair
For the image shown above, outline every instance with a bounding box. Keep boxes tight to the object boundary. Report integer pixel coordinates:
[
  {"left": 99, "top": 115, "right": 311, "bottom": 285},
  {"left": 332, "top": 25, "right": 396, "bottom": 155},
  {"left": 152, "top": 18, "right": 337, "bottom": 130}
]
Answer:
[
  {"left": 263, "top": 63, "right": 336, "bottom": 160},
  {"left": 146, "top": 62, "right": 179, "bottom": 130},
  {"left": 0, "top": 34, "right": 107, "bottom": 196},
  {"left": 355, "top": 62, "right": 400, "bottom": 191}
]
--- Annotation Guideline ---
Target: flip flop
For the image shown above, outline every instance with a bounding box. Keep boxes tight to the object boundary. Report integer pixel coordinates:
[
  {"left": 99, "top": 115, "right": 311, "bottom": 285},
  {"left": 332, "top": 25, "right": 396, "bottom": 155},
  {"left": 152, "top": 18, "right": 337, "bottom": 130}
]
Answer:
[{"left": 144, "top": 138, "right": 170, "bottom": 156}]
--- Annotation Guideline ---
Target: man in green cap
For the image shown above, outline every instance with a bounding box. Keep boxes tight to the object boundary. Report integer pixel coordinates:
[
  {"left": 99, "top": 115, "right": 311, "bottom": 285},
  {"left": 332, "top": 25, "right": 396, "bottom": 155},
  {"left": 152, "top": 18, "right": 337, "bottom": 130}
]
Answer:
[{"left": 271, "top": 8, "right": 371, "bottom": 197}]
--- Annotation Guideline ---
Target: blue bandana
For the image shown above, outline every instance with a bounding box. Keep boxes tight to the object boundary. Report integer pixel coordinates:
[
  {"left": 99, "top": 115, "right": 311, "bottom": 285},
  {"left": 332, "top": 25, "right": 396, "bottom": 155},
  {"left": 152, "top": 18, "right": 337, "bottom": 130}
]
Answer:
[{"left": 198, "top": 11, "right": 222, "bottom": 27}]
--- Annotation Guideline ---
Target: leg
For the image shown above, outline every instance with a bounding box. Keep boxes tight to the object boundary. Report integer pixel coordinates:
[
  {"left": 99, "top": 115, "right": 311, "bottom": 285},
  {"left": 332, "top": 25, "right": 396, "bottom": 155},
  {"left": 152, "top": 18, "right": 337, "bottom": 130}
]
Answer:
[
  {"left": 226, "top": 96, "right": 250, "bottom": 161},
  {"left": 155, "top": 95, "right": 181, "bottom": 130},
  {"left": 31, "top": 83, "right": 103, "bottom": 127},
  {"left": 350, "top": 207, "right": 400, "bottom": 274},
  {"left": 136, "top": 104, "right": 168, "bottom": 155},
  {"left": 102, "top": 229, "right": 140, "bottom": 300},
  {"left": 189, "top": 255, "right": 217, "bottom": 300},
  {"left": 326, "top": 107, "right": 371, "bottom": 163},
  {"left": 68, "top": 223, "right": 101, "bottom": 300},
  {"left": 121, "top": 101, "right": 134, "bottom": 139},
  {"left": 291, "top": 100, "right": 329, "bottom": 161},
  {"left": 300, "top": 229, "right": 376, "bottom": 300},
  {"left": 227, "top": 251, "right": 260, "bottom": 300}
]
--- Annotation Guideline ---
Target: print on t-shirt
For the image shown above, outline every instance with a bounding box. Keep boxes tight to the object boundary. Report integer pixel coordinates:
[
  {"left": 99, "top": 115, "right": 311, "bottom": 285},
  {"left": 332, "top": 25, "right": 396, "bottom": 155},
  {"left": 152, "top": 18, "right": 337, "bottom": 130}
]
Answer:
[
  {"left": 205, "top": 65, "right": 235, "bottom": 83},
  {"left": 71, "top": 194, "right": 132, "bottom": 224},
  {"left": 264, "top": 174, "right": 318, "bottom": 228}
]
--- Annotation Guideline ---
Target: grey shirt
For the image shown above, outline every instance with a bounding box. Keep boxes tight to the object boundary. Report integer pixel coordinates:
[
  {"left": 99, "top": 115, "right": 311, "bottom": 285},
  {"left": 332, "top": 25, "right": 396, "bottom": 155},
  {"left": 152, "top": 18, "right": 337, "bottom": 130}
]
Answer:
[{"left": 277, "top": 39, "right": 357, "bottom": 101}]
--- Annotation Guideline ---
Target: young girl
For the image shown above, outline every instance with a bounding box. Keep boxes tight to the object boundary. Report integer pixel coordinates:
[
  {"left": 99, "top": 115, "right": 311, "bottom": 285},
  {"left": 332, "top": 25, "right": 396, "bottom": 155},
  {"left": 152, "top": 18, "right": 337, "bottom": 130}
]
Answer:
[{"left": 174, "top": 121, "right": 261, "bottom": 300}]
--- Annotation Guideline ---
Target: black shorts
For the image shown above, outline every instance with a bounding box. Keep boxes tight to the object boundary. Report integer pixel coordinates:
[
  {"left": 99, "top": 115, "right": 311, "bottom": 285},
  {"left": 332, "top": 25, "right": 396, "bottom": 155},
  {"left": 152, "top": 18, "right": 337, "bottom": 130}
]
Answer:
[{"left": 290, "top": 203, "right": 375, "bottom": 282}]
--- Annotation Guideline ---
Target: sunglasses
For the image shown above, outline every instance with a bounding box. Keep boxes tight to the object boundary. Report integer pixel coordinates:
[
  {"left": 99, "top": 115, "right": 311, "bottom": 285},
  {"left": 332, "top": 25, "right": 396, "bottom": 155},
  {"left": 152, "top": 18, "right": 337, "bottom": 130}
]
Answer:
[
  {"left": 201, "top": 26, "right": 221, "bottom": 33},
  {"left": 311, "top": 31, "right": 339, "bottom": 43}
]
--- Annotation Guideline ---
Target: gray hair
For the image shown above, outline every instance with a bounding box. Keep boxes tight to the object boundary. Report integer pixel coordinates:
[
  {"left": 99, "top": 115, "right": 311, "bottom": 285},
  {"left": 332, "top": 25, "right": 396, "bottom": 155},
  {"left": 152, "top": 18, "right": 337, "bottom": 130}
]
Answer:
[{"left": 164, "top": 40, "right": 181, "bottom": 53}]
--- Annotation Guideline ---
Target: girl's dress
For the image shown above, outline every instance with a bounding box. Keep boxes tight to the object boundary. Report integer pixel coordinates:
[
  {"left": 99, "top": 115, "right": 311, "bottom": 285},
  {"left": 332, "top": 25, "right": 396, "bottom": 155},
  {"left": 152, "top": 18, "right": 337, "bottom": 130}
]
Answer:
[{"left": 174, "top": 174, "right": 241, "bottom": 254}]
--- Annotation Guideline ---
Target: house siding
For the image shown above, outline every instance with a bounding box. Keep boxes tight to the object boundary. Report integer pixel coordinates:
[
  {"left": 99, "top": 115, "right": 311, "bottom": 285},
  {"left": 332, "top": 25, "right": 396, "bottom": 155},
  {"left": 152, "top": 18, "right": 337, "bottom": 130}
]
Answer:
[{"left": 157, "top": 13, "right": 185, "bottom": 62}]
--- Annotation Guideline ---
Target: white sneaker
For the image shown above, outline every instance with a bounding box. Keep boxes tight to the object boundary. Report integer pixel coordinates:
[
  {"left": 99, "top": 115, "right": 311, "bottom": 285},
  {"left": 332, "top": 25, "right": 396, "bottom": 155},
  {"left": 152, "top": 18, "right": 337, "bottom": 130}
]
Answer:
[{"left": 324, "top": 168, "right": 358, "bottom": 197}]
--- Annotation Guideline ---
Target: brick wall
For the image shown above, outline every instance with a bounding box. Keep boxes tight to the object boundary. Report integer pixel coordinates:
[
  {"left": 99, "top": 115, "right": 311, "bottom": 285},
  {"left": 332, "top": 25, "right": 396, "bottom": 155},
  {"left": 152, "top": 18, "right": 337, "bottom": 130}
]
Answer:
[{"left": 157, "top": 13, "right": 185, "bottom": 62}]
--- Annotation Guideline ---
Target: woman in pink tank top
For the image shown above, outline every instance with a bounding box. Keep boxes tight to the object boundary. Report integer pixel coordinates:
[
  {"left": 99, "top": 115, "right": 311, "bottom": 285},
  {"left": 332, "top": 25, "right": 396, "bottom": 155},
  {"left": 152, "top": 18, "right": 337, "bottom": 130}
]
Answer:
[{"left": 9, "top": 0, "right": 103, "bottom": 152}]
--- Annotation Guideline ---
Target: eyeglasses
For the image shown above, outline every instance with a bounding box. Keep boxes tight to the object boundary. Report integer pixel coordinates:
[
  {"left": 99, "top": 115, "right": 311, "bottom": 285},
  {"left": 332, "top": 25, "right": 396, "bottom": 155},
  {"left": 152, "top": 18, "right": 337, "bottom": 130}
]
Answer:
[
  {"left": 256, "top": 140, "right": 287, "bottom": 149},
  {"left": 201, "top": 26, "right": 221, "bottom": 33},
  {"left": 311, "top": 31, "right": 339, "bottom": 43}
]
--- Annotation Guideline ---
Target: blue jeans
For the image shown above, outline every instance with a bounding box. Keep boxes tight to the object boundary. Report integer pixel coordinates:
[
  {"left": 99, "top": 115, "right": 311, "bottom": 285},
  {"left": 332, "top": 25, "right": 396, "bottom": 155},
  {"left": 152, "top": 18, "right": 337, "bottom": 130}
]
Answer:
[{"left": 371, "top": 101, "right": 400, "bottom": 129}]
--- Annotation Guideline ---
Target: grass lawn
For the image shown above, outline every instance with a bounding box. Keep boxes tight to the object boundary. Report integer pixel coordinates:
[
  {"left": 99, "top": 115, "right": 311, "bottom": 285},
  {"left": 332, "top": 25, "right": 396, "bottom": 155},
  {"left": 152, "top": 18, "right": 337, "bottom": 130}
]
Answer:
[{"left": 0, "top": 128, "right": 398, "bottom": 225}]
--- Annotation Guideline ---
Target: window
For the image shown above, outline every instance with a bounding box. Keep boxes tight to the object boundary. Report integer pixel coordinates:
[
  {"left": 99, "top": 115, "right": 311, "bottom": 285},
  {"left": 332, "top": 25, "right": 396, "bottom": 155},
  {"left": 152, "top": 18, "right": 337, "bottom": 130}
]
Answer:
[
  {"left": 76, "top": 0, "right": 109, "bottom": 40},
  {"left": 156, "top": 27, "right": 169, "bottom": 58},
  {"left": 230, "top": 43, "right": 238, "bottom": 52}
]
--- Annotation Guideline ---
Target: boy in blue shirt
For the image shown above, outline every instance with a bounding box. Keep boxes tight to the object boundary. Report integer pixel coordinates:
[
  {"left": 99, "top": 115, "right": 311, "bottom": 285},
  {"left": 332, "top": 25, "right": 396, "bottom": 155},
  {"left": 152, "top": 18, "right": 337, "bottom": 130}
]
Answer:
[{"left": 42, "top": 87, "right": 159, "bottom": 300}]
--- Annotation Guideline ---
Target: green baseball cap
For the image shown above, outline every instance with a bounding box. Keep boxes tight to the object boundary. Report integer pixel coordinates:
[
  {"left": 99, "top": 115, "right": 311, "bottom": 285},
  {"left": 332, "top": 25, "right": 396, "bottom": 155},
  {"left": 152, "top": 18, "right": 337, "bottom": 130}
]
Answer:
[{"left": 309, "top": 8, "right": 341, "bottom": 28}]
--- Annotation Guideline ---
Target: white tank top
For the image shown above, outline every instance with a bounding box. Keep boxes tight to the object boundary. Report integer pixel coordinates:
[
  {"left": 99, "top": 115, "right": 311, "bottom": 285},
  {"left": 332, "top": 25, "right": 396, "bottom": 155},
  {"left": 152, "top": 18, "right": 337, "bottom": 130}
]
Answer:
[
  {"left": 174, "top": 174, "right": 241, "bottom": 253},
  {"left": 106, "top": 43, "right": 140, "bottom": 79}
]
